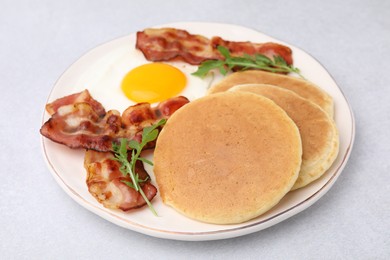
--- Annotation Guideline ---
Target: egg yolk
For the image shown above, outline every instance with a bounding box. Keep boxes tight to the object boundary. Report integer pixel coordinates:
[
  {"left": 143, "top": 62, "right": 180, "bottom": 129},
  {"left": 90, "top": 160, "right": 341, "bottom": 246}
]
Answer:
[{"left": 121, "top": 63, "right": 186, "bottom": 103}]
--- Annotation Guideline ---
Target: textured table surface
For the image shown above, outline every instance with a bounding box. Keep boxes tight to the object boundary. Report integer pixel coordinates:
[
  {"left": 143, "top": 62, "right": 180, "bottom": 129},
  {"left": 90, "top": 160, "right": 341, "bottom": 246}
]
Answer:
[{"left": 1, "top": 0, "right": 389, "bottom": 259}]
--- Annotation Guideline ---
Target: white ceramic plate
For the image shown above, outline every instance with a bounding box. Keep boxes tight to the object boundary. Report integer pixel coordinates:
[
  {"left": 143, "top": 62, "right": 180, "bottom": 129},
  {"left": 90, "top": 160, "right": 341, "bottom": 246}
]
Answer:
[{"left": 41, "top": 22, "right": 355, "bottom": 241}]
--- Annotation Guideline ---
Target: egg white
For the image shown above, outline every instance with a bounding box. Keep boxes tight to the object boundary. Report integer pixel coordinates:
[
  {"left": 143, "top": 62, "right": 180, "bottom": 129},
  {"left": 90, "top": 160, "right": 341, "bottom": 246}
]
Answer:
[{"left": 73, "top": 44, "right": 217, "bottom": 112}]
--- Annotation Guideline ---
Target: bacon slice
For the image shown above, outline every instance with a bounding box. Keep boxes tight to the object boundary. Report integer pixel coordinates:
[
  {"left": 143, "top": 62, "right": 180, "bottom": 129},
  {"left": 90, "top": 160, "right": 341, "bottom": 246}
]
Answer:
[
  {"left": 136, "top": 28, "right": 293, "bottom": 65},
  {"left": 210, "top": 37, "right": 293, "bottom": 65},
  {"left": 84, "top": 150, "right": 157, "bottom": 211},
  {"left": 136, "top": 28, "right": 217, "bottom": 65},
  {"left": 45, "top": 90, "right": 106, "bottom": 117},
  {"left": 40, "top": 90, "right": 189, "bottom": 151}
]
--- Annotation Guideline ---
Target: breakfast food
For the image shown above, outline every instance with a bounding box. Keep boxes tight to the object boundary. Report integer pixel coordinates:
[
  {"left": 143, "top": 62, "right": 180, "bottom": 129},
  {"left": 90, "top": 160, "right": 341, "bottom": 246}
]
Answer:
[
  {"left": 230, "top": 84, "right": 339, "bottom": 190},
  {"left": 208, "top": 70, "right": 334, "bottom": 117},
  {"left": 45, "top": 89, "right": 105, "bottom": 116},
  {"left": 40, "top": 90, "right": 189, "bottom": 151},
  {"left": 84, "top": 150, "right": 157, "bottom": 210},
  {"left": 153, "top": 92, "right": 302, "bottom": 224},
  {"left": 121, "top": 63, "right": 187, "bottom": 103},
  {"left": 41, "top": 89, "right": 189, "bottom": 211},
  {"left": 136, "top": 28, "right": 293, "bottom": 65},
  {"left": 41, "top": 25, "right": 343, "bottom": 226}
]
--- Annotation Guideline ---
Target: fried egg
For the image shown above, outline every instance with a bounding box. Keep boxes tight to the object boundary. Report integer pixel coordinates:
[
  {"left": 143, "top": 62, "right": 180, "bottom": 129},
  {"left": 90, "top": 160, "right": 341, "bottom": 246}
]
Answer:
[
  {"left": 74, "top": 42, "right": 213, "bottom": 111},
  {"left": 121, "top": 63, "right": 187, "bottom": 103}
]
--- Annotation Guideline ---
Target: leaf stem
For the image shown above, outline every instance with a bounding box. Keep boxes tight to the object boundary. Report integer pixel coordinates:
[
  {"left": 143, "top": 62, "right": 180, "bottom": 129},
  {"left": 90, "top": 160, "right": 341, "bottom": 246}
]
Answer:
[
  {"left": 192, "top": 46, "right": 304, "bottom": 79},
  {"left": 112, "top": 119, "right": 166, "bottom": 216},
  {"left": 138, "top": 187, "right": 158, "bottom": 216}
]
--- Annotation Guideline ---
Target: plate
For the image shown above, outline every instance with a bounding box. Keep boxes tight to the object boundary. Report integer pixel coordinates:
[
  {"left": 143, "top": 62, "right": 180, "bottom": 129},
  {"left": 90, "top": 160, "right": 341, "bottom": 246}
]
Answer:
[{"left": 41, "top": 22, "right": 355, "bottom": 241}]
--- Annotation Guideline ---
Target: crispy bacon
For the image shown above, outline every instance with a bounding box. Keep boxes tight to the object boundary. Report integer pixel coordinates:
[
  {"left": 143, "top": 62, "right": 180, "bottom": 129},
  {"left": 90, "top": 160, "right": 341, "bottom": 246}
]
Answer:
[
  {"left": 136, "top": 28, "right": 293, "bottom": 65},
  {"left": 210, "top": 37, "right": 293, "bottom": 65},
  {"left": 84, "top": 150, "right": 157, "bottom": 211},
  {"left": 45, "top": 90, "right": 106, "bottom": 117},
  {"left": 136, "top": 28, "right": 217, "bottom": 65},
  {"left": 40, "top": 90, "right": 189, "bottom": 151}
]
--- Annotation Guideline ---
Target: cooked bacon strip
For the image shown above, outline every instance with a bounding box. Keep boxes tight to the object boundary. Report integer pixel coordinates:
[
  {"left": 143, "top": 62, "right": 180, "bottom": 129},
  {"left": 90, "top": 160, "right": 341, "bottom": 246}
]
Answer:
[
  {"left": 40, "top": 90, "right": 189, "bottom": 151},
  {"left": 45, "top": 89, "right": 106, "bottom": 117},
  {"left": 210, "top": 37, "right": 293, "bottom": 65},
  {"left": 84, "top": 150, "right": 157, "bottom": 211},
  {"left": 136, "top": 28, "right": 217, "bottom": 65},
  {"left": 136, "top": 28, "right": 293, "bottom": 65}
]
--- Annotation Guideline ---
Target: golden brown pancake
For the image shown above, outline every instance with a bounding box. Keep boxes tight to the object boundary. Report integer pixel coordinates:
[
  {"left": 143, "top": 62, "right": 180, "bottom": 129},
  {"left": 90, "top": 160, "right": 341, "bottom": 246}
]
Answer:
[
  {"left": 230, "top": 84, "right": 339, "bottom": 190},
  {"left": 153, "top": 91, "right": 302, "bottom": 224},
  {"left": 208, "top": 70, "right": 334, "bottom": 117}
]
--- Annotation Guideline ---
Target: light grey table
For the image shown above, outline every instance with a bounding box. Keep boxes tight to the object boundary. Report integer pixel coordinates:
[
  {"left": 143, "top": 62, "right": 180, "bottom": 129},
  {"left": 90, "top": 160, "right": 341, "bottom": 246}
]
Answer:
[{"left": 1, "top": 0, "right": 389, "bottom": 259}]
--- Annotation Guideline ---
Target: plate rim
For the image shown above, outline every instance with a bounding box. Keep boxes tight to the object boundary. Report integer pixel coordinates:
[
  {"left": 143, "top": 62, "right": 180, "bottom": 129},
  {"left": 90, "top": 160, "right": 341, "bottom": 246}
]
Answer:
[{"left": 40, "top": 21, "right": 356, "bottom": 241}]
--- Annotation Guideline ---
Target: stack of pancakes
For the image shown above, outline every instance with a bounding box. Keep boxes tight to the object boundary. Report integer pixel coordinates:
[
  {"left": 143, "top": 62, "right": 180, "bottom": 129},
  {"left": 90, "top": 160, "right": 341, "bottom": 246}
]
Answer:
[{"left": 154, "top": 70, "right": 339, "bottom": 224}]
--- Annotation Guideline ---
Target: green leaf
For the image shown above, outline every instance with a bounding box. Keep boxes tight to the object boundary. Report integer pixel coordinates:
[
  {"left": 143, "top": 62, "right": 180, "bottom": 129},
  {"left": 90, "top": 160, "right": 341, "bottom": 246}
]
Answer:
[
  {"left": 131, "top": 149, "right": 136, "bottom": 160},
  {"left": 128, "top": 140, "right": 140, "bottom": 150},
  {"left": 191, "top": 60, "right": 224, "bottom": 78},
  {"left": 112, "top": 138, "right": 127, "bottom": 155},
  {"left": 192, "top": 46, "right": 304, "bottom": 80},
  {"left": 227, "top": 57, "right": 258, "bottom": 69},
  {"left": 273, "top": 55, "right": 287, "bottom": 66},
  {"left": 219, "top": 66, "right": 228, "bottom": 75},
  {"left": 142, "top": 125, "right": 154, "bottom": 138},
  {"left": 136, "top": 174, "right": 149, "bottom": 183},
  {"left": 142, "top": 129, "right": 158, "bottom": 144},
  {"left": 156, "top": 118, "right": 167, "bottom": 127},
  {"left": 112, "top": 142, "right": 119, "bottom": 152},
  {"left": 111, "top": 120, "right": 167, "bottom": 216},
  {"left": 243, "top": 53, "right": 253, "bottom": 60},
  {"left": 138, "top": 157, "right": 154, "bottom": 166},
  {"left": 142, "top": 119, "right": 166, "bottom": 144},
  {"left": 217, "top": 46, "right": 231, "bottom": 58},
  {"left": 143, "top": 124, "right": 157, "bottom": 137},
  {"left": 254, "top": 54, "right": 272, "bottom": 64}
]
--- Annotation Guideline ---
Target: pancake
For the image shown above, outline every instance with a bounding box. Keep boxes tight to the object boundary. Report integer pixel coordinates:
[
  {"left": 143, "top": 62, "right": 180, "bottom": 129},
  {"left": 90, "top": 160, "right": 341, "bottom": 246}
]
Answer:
[
  {"left": 230, "top": 84, "right": 339, "bottom": 190},
  {"left": 207, "top": 70, "right": 334, "bottom": 117},
  {"left": 153, "top": 91, "right": 302, "bottom": 224}
]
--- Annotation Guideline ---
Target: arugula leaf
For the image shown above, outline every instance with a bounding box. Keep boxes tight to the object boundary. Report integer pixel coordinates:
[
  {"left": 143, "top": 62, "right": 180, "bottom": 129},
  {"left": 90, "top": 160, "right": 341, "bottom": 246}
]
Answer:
[
  {"left": 127, "top": 140, "right": 140, "bottom": 151},
  {"left": 217, "top": 45, "right": 231, "bottom": 58},
  {"left": 142, "top": 129, "right": 158, "bottom": 144},
  {"left": 191, "top": 60, "right": 225, "bottom": 78},
  {"left": 112, "top": 119, "right": 167, "bottom": 216},
  {"left": 254, "top": 54, "right": 273, "bottom": 64},
  {"left": 137, "top": 157, "right": 154, "bottom": 166},
  {"left": 192, "top": 46, "right": 304, "bottom": 79},
  {"left": 273, "top": 55, "right": 287, "bottom": 66}
]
